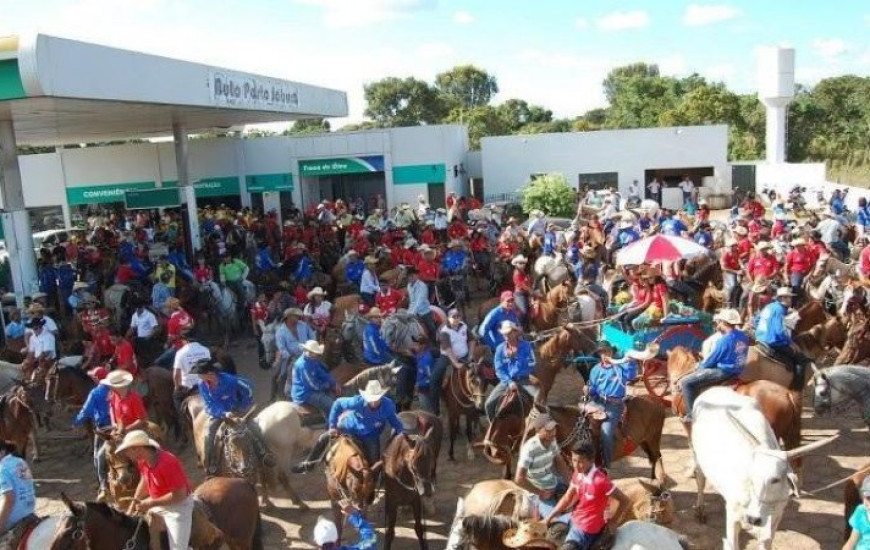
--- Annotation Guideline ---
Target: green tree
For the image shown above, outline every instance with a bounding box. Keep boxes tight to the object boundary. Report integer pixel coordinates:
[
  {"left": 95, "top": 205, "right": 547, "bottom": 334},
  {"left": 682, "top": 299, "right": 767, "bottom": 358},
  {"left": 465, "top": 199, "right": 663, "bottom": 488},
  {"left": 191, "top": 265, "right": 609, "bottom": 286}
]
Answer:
[
  {"left": 284, "top": 118, "right": 331, "bottom": 135},
  {"left": 445, "top": 105, "right": 509, "bottom": 149},
  {"left": 602, "top": 62, "right": 660, "bottom": 103},
  {"left": 497, "top": 99, "right": 553, "bottom": 132},
  {"left": 363, "top": 77, "right": 446, "bottom": 127},
  {"left": 435, "top": 65, "right": 499, "bottom": 111},
  {"left": 660, "top": 83, "right": 741, "bottom": 127},
  {"left": 520, "top": 173, "right": 575, "bottom": 217}
]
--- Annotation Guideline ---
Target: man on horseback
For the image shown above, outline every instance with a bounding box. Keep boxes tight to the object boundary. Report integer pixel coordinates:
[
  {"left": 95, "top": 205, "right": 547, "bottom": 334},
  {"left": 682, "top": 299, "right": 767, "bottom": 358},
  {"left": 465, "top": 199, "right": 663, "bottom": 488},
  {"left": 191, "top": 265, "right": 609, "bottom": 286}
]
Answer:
[
  {"left": 362, "top": 308, "right": 393, "bottom": 366},
  {"left": 154, "top": 298, "right": 193, "bottom": 369},
  {"left": 190, "top": 360, "right": 275, "bottom": 475},
  {"left": 293, "top": 380, "right": 407, "bottom": 473},
  {"left": 406, "top": 267, "right": 437, "bottom": 341},
  {"left": 479, "top": 291, "right": 521, "bottom": 352},
  {"left": 755, "top": 287, "right": 813, "bottom": 390},
  {"left": 291, "top": 340, "right": 338, "bottom": 419},
  {"left": 97, "top": 370, "right": 149, "bottom": 502},
  {"left": 585, "top": 341, "right": 636, "bottom": 468},
  {"left": 484, "top": 321, "right": 537, "bottom": 420},
  {"left": 0, "top": 440, "right": 37, "bottom": 550},
  {"left": 23, "top": 318, "right": 55, "bottom": 378},
  {"left": 303, "top": 287, "right": 333, "bottom": 341},
  {"left": 274, "top": 308, "right": 316, "bottom": 399},
  {"left": 218, "top": 253, "right": 249, "bottom": 313},
  {"left": 429, "top": 308, "right": 472, "bottom": 416},
  {"left": 679, "top": 309, "right": 748, "bottom": 423}
]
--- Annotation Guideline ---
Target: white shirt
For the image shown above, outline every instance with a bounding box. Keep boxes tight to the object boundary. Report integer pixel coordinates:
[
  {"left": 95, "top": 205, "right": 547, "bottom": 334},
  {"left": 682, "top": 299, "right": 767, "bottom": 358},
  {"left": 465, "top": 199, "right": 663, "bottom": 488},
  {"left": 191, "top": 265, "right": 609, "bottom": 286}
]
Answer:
[
  {"left": 360, "top": 269, "right": 380, "bottom": 294},
  {"left": 303, "top": 301, "right": 332, "bottom": 323},
  {"left": 647, "top": 180, "right": 661, "bottom": 193},
  {"left": 678, "top": 180, "right": 695, "bottom": 193},
  {"left": 173, "top": 342, "right": 211, "bottom": 389},
  {"left": 439, "top": 322, "right": 469, "bottom": 360},
  {"left": 28, "top": 330, "right": 56, "bottom": 360},
  {"left": 817, "top": 218, "right": 843, "bottom": 245},
  {"left": 130, "top": 309, "right": 159, "bottom": 338},
  {"left": 434, "top": 215, "right": 448, "bottom": 230}
]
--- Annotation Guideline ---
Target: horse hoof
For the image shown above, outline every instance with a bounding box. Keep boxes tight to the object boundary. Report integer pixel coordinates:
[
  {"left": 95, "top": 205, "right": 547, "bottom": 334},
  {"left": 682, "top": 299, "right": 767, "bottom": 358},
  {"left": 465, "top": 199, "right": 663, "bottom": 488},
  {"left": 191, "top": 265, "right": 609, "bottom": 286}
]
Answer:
[{"left": 466, "top": 449, "right": 475, "bottom": 461}]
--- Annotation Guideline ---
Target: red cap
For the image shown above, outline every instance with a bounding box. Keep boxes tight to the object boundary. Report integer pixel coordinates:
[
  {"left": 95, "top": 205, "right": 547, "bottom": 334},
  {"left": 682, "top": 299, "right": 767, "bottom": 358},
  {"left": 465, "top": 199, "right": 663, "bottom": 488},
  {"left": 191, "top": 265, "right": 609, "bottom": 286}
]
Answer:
[
  {"left": 500, "top": 291, "right": 515, "bottom": 302},
  {"left": 88, "top": 367, "right": 109, "bottom": 381}
]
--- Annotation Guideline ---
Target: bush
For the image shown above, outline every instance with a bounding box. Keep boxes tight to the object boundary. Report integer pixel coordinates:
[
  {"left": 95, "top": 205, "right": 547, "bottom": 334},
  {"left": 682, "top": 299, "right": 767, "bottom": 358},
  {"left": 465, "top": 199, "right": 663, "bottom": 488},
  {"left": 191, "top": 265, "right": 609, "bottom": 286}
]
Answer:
[{"left": 520, "top": 173, "right": 576, "bottom": 217}]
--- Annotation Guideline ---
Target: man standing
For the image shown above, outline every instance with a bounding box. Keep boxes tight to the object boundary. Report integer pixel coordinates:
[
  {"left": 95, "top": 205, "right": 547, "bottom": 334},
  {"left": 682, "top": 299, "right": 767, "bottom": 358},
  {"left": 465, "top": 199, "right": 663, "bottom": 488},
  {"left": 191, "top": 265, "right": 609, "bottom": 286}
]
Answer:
[
  {"left": 484, "top": 321, "right": 537, "bottom": 420},
  {"left": 126, "top": 299, "right": 159, "bottom": 358},
  {"left": 678, "top": 175, "right": 695, "bottom": 207},
  {"left": 679, "top": 309, "right": 749, "bottom": 422},
  {"left": 119, "top": 431, "right": 193, "bottom": 550},
  {"left": 720, "top": 238, "right": 742, "bottom": 308},
  {"left": 646, "top": 177, "right": 662, "bottom": 204},
  {"left": 755, "top": 287, "right": 813, "bottom": 390},
  {"left": 783, "top": 238, "right": 813, "bottom": 304},
  {"left": 515, "top": 414, "right": 571, "bottom": 504}
]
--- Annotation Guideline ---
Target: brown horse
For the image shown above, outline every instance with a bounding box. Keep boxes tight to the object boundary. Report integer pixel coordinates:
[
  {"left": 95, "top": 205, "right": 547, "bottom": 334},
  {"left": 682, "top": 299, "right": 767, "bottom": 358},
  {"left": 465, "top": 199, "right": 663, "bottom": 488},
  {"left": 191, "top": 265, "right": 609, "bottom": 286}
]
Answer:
[
  {"left": 534, "top": 326, "right": 595, "bottom": 400},
  {"left": 384, "top": 411, "right": 443, "bottom": 550},
  {"left": 139, "top": 367, "right": 181, "bottom": 442},
  {"left": 55, "top": 477, "right": 263, "bottom": 550},
  {"left": 479, "top": 388, "right": 536, "bottom": 479},
  {"left": 444, "top": 360, "right": 487, "bottom": 462},
  {"left": 836, "top": 313, "right": 870, "bottom": 364},
  {"left": 331, "top": 294, "right": 361, "bottom": 327},
  {"left": 100, "top": 422, "right": 166, "bottom": 507},
  {"left": 655, "top": 347, "right": 803, "bottom": 460},
  {"left": 325, "top": 436, "right": 383, "bottom": 543},
  {"left": 0, "top": 386, "right": 39, "bottom": 461}
]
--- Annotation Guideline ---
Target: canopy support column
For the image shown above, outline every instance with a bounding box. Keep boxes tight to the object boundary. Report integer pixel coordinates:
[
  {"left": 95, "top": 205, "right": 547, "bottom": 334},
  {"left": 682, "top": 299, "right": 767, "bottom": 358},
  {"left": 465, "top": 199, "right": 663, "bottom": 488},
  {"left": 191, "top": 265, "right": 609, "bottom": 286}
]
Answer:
[
  {"left": 173, "top": 122, "right": 201, "bottom": 256},
  {"left": 0, "top": 120, "right": 38, "bottom": 306}
]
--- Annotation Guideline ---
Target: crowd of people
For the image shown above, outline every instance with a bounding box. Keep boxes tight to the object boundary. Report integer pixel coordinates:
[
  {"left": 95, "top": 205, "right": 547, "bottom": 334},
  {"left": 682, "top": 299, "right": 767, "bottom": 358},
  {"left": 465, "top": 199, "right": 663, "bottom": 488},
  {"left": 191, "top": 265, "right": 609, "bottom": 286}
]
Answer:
[{"left": 2, "top": 179, "right": 870, "bottom": 549}]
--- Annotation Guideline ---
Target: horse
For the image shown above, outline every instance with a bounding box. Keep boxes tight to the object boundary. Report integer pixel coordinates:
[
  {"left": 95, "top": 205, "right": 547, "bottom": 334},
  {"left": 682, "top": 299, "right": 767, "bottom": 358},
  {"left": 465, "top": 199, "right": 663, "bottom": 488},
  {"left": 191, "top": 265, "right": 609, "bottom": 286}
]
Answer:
[
  {"left": 325, "top": 436, "right": 383, "bottom": 544},
  {"left": 652, "top": 347, "right": 803, "bottom": 465},
  {"left": 478, "top": 388, "right": 540, "bottom": 479},
  {"left": 201, "top": 281, "right": 240, "bottom": 347},
  {"left": 532, "top": 253, "right": 571, "bottom": 293},
  {"left": 99, "top": 422, "right": 166, "bottom": 507},
  {"left": 534, "top": 326, "right": 596, "bottom": 401},
  {"left": 813, "top": 365, "right": 870, "bottom": 429},
  {"left": 340, "top": 311, "right": 367, "bottom": 362},
  {"left": 140, "top": 366, "right": 181, "bottom": 442},
  {"left": 383, "top": 411, "right": 442, "bottom": 550},
  {"left": 258, "top": 319, "right": 279, "bottom": 367},
  {"left": 0, "top": 386, "right": 39, "bottom": 461},
  {"left": 835, "top": 314, "right": 870, "bottom": 365},
  {"left": 444, "top": 360, "right": 487, "bottom": 462},
  {"left": 54, "top": 478, "right": 263, "bottom": 550},
  {"left": 331, "top": 294, "right": 361, "bottom": 327}
]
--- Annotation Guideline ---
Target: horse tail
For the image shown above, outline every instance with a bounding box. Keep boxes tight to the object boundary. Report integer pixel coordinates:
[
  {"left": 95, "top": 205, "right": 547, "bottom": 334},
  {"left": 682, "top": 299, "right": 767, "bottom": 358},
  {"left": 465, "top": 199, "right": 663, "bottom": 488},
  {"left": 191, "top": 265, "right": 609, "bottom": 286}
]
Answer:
[{"left": 252, "top": 511, "right": 264, "bottom": 550}]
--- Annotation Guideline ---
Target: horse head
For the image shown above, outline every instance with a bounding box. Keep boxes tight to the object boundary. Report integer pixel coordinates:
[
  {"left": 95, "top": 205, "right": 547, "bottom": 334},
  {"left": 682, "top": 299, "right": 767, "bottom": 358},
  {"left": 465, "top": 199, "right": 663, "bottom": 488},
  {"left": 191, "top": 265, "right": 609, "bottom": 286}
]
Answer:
[
  {"left": 221, "top": 421, "right": 257, "bottom": 478},
  {"left": 665, "top": 346, "right": 699, "bottom": 384},
  {"left": 259, "top": 321, "right": 278, "bottom": 365},
  {"left": 347, "top": 455, "right": 383, "bottom": 507},
  {"left": 464, "top": 362, "right": 487, "bottom": 411},
  {"left": 404, "top": 428, "right": 437, "bottom": 496},
  {"left": 637, "top": 478, "right": 675, "bottom": 525}
]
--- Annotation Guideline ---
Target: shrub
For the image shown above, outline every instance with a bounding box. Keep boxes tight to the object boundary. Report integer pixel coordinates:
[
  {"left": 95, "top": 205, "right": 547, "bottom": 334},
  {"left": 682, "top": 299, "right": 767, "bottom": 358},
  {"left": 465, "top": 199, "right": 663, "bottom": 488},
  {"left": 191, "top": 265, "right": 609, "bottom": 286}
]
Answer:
[{"left": 520, "top": 173, "right": 575, "bottom": 217}]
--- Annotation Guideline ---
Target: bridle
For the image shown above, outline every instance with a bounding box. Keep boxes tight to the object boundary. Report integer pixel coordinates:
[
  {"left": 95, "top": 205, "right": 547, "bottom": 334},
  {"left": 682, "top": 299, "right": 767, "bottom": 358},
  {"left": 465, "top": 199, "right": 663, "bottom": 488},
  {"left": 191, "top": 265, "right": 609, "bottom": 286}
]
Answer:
[
  {"left": 391, "top": 435, "right": 431, "bottom": 495},
  {"left": 449, "top": 361, "right": 485, "bottom": 410}
]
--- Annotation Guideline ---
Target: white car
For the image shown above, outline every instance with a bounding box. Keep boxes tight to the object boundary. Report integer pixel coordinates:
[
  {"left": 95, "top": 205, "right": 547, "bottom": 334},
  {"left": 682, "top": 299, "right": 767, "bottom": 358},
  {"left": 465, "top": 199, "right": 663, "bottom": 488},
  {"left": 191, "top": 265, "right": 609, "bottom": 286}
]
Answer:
[{"left": 32, "top": 229, "right": 84, "bottom": 255}]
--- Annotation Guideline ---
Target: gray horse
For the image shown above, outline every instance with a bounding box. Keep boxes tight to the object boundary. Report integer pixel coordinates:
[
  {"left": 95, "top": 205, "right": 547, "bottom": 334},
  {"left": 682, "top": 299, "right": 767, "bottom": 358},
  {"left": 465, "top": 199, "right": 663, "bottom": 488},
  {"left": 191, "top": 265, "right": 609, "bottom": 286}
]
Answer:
[{"left": 813, "top": 365, "right": 870, "bottom": 427}]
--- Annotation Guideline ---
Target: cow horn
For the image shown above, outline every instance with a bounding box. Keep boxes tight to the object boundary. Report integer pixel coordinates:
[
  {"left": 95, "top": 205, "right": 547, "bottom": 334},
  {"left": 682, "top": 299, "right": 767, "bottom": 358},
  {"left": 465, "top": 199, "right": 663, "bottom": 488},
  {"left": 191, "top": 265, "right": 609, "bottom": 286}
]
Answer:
[
  {"left": 724, "top": 410, "right": 761, "bottom": 448},
  {"left": 785, "top": 432, "right": 840, "bottom": 460}
]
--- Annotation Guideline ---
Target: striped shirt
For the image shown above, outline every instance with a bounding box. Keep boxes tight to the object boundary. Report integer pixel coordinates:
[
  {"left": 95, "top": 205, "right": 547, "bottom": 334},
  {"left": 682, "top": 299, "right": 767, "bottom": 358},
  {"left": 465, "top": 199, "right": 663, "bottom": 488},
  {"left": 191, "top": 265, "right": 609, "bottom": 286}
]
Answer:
[{"left": 518, "top": 435, "right": 559, "bottom": 490}]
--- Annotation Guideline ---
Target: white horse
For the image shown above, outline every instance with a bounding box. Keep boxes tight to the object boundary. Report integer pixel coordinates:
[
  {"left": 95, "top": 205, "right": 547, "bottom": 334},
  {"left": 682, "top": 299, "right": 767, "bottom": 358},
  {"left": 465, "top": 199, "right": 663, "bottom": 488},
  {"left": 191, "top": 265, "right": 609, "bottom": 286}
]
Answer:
[
  {"left": 15, "top": 516, "right": 68, "bottom": 549},
  {"left": 533, "top": 253, "right": 571, "bottom": 292},
  {"left": 258, "top": 319, "right": 280, "bottom": 365},
  {"left": 202, "top": 281, "right": 239, "bottom": 345}
]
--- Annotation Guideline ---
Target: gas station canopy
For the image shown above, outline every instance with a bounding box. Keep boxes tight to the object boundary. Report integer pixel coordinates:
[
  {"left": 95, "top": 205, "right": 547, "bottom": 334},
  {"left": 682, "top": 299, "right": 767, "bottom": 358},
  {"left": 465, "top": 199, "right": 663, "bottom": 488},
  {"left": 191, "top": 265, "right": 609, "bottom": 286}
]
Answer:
[{"left": 0, "top": 34, "right": 348, "bottom": 145}]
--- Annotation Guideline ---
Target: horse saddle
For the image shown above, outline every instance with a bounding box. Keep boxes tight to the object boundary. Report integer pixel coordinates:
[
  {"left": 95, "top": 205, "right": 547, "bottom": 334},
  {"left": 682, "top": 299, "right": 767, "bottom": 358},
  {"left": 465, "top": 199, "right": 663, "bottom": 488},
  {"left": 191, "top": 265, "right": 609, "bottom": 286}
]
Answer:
[
  {"left": 0, "top": 514, "right": 40, "bottom": 550},
  {"left": 326, "top": 436, "right": 367, "bottom": 482},
  {"left": 289, "top": 402, "right": 327, "bottom": 428},
  {"left": 739, "top": 345, "right": 794, "bottom": 388},
  {"left": 146, "top": 499, "right": 222, "bottom": 550}
]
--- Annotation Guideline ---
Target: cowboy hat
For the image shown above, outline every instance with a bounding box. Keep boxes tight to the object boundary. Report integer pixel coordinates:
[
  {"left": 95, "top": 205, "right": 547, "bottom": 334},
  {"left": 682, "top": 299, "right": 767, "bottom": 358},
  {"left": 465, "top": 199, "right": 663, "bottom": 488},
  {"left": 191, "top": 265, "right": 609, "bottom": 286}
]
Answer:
[
  {"left": 511, "top": 255, "right": 529, "bottom": 267},
  {"left": 791, "top": 238, "right": 806, "bottom": 246},
  {"left": 498, "top": 320, "right": 520, "bottom": 335},
  {"left": 307, "top": 287, "right": 327, "bottom": 299},
  {"left": 313, "top": 516, "right": 339, "bottom": 545},
  {"left": 713, "top": 308, "right": 742, "bottom": 326},
  {"left": 626, "top": 342, "right": 660, "bottom": 362},
  {"left": 100, "top": 369, "right": 134, "bottom": 389},
  {"left": 301, "top": 340, "right": 325, "bottom": 355},
  {"left": 115, "top": 429, "right": 161, "bottom": 454},
  {"left": 189, "top": 359, "right": 221, "bottom": 376},
  {"left": 25, "top": 318, "right": 45, "bottom": 329},
  {"left": 31, "top": 292, "right": 47, "bottom": 301},
  {"left": 365, "top": 307, "right": 383, "bottom": 319},
  {"left": 359, "top": 379, "right": 389, "bottom": 403},
  {"left": 755, "top": 241, "right": 772, "bottom": 251},
  {"left": 26, "top": 304, "right": 44, "bottom": 315},
  {"left": 776, "top": 287, "right": 795, "bottom": 298},
  {"left": 72, "top": 281, "right": 90, "bottom": 290},
  {"left": 282, "top": 307, "right": 304, "bottom": 320},
  {"left": 734, "top": 226, "right": 748, "bottom": 235},
  {"left": 364, "top": 256, "right": 378, "bottom": 265},
  {"left": 502, "top": 520, "right": 557, "bottom": 550}
]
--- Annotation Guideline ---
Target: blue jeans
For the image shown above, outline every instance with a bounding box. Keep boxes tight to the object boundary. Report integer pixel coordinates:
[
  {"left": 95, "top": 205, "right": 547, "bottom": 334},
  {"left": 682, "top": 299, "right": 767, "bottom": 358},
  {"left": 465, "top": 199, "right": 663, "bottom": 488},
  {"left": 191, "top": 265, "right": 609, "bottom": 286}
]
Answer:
[
  {"left": 485, "top": 380, "right": 538, "bottom": 420},
  {"left": 302, "top": 391, "right": 334, "bottom": 421},
  {"left": 680, "top": 367, "right": 735, "bottom": 420},
  {"left": 154, "top": 347, "right": 176, "bottom": 369},
  {"left": 566, "top": 523, "right": 604, "bottom": 549},
  {"left": 595, "top": 400, "right": 625, "bottom": 468},
  {"left": 94, "top": 437, "right": 108, "bottom": 491},
  {"left": 723, "top": 272, "right": 741, "bottom": 309},
  {"left": 789, "top": 272, "right": 805, "bottom": 304},
  {"left": 394, "top": 357, "right": 416, "bottom": 409}
]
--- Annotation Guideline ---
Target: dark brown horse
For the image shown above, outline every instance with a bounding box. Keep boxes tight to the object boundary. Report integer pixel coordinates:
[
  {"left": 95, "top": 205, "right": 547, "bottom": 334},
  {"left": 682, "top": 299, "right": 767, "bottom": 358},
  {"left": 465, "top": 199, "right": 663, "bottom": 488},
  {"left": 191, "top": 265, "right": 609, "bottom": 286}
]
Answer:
[
  {"left": 534, "top": 326, "right": 594, "bottom": 400},
  {"left": 140, "top": 366, "right": 181, "bottom": 441},
  {"left": 326, "top": 436, "right": 383, "bottom": 544},
  {"left": 384, "top": 411, "right": 443, "bottom": 550},
  {"left": 0, "top": 385, "right": 39, "bottom": 461},
  {"left": 443, "top": 359, "right": 486, "bottom": 462},
  {"left": 54, "top": 477, "right": 263, "bottom": 550},
  {"left": 478, "top": 388, "right": 534, "bottom": 479}
]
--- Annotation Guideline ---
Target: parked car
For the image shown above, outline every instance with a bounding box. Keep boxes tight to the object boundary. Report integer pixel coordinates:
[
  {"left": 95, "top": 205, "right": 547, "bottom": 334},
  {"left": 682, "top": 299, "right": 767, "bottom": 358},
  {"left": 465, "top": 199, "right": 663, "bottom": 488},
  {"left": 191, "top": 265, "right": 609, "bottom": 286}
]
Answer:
[{"left": 32, "top": 228, "right": 85, "bottom": 255}]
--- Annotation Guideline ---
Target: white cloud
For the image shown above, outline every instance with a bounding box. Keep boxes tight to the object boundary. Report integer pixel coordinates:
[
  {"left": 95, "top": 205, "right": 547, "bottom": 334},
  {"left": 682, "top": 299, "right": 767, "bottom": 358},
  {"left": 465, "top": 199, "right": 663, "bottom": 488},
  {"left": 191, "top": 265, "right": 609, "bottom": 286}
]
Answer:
[
  {"left": 575, "top": 18, "right": 588, "bottom": 30},
  {"left": 453, "top": 10, "right": 474, "bottom": 25},
  {"left": 865, "top": 15, "right": 870, "bottom": 27},
  {"left": 596, "top": 10, "right": 650, "bottom": 31},
  {"left": 813, "top": 38, "right": 847, "bottom": 58},
  {"left": 683, "top": 4, "right": 741, "bottom": 26},
  {"left": 295, "top": 0, "right": 438, "bottom": 28},
  {"left": 704, "top": 63, "right": 737, "bottom": 81},
  {"left": 658, "top": 55, "right": 687, "bottom": 75},
  {"left": 416, "top": 42, "right": 454, "bottom": 60}
]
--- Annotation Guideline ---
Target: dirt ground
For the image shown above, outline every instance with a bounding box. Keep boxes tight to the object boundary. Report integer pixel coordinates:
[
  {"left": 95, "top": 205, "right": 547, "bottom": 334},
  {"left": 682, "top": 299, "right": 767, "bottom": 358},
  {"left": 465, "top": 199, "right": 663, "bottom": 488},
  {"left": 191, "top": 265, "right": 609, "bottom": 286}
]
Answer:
[{"left": 31, "top": 326, "right": 861, "bottom": 549}]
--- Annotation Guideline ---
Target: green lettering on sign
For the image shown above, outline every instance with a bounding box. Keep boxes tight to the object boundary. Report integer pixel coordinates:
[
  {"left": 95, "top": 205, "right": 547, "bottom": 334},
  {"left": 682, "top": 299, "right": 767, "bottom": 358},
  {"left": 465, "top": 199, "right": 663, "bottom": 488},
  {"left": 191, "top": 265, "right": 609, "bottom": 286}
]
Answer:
[
  {"left": 299, "top": 156, "right": 385, "bottom": 177},
  {"left": 125, "top": 188, "right": 181, "bottom": 210},
  {"left": 164, "top": 177, "right": 241, "bottom": 198},
  {"left": 245, "top": 173, "right": 294, "bottom": 193},
  {"left": 66, "top": 182, "right": 156, "bottom": 206}
]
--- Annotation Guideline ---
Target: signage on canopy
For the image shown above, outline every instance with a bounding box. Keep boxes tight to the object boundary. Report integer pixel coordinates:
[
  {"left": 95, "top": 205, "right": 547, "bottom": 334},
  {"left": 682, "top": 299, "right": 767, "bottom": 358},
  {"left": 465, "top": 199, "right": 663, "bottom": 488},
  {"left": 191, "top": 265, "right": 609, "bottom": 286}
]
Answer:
[
  {"left": 299, "top": 156, "right": 385, "bottom": 177},
  {"left": 208, "top": 69, "right": 299, "bottom": 111},
  {"left": 125, "top": 188, "right": 181, "bottom": 210},
  {"left": 66, "top": 182, "right": 156, "bottom": 205},
  {"left": 164, "top": 177, "right": 240, "bottom": 198}
]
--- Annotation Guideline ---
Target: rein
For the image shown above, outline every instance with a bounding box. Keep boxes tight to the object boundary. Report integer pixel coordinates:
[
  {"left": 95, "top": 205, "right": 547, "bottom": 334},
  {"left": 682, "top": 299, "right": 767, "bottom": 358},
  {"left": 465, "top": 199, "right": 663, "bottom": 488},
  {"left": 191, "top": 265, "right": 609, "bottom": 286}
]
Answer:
[{"left": 448, "top": 362, "right": 485, "bottom": 409}]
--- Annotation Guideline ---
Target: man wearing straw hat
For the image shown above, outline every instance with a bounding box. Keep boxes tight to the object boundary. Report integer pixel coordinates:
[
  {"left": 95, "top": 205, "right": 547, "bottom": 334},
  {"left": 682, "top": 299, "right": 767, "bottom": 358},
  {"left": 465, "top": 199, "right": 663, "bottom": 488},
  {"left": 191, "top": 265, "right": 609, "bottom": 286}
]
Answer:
[
  {"left": 291, "top": 340, "right": 338, "bottom": 420},
  {"left": 501, "top": 520, "right": 557, "bottom": 550},
  {"left": 303, "top": 287, "right": 332, "bottom": 340},
  {"left": 190, "top": 359, "right": 274, "bottom": 475},
  {"left": 293, "top": 379, "right": 406, "bottom": 472},
  {"left": 756, "top": 287, "right": 814, "bottom": 390},
  {"left": 484, "top": 320, "right": 537, "bottom": 420},
  {"left": 679, "top": 309, "right": 749, "bottom": 423},
  {"left": 117, "top": 430, "right": 194, "bottom": 550}
]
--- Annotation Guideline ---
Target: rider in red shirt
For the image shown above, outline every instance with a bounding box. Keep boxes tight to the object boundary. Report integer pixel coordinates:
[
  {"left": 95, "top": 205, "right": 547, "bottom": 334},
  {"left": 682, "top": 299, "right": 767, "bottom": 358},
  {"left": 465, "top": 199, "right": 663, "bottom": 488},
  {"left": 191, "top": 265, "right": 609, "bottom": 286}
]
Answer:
[
  {"left": 111, "top": 332, "right": 139, "bottom": 376},
  {"left": 447, "top": 219, "right": 468, "bottom": 241},
  {"left": 375, "top": 283, "right": 404, "bottom": 315},
  {"left": 746, "top": 242, "right": 780, "bottom": 281}
]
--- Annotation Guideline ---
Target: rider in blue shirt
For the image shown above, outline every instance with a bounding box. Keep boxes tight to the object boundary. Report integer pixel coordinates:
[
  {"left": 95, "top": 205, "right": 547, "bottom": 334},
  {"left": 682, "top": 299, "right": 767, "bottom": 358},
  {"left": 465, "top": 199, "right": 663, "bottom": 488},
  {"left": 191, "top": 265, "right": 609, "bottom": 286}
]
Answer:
[
  {"left": 293, "top": 380, "right": 407, "bottom": 471},
  {"left": 291, "top": 341, "right": 337, "bottom": 419},
  {"left": 412, "top": 337, "right": 435, "bottom": 413},
  {"left": 345, "top": 252, "right": 365, "bottom": 287},
  {"left": 680, "top": 309, "right": 749, "bottom": 421},
  {"left": 362, "top": 308, "right": 393, "bottom": 365},
  {"left": 294, "top": 247, "right": 314, "bottom": 285},
  {"left": 75, "top": 382, "right": 112, "bottom": 501},
  {"left": 191, "top": 360, "right": 274, "bottom": 475},
  {"left": 484, "top": 321, "right": 538, "bottom": 420},
  {"left": 255, "top": 243, "right": 279, "bottom": 276},
  {"left": 755, "top": 287, "right": 812, "bottom": 389},
  {"left": 831, "top": 190, "right": 846, "bottom": 215},
  {"left": 661, "top": 215, "right": 688, "bottom": 236},
  {"left": 0, "top": 441, "right": 35, "bottom": 533},
  {"left": 543, "top": 225, "right": 557, "bottom": 257},
  {"left": 479, "top": 292, "right": 521, "bottom": 351},
  {"left": 616, "top": 221, "right": 640, "bottom": 248},
  {"left": 586, "top": 341, "right": 638, "bottom": 467},
  {"left": 441, "top": 241, "right": 468, "bottom": 275}
]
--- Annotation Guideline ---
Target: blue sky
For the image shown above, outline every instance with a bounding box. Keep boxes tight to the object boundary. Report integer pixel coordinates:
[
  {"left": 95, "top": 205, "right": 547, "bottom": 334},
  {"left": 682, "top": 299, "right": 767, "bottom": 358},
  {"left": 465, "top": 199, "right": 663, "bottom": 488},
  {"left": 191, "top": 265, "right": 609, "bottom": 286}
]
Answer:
[{"left": 1, "top": 0, "right": 868, "bottom": 126}]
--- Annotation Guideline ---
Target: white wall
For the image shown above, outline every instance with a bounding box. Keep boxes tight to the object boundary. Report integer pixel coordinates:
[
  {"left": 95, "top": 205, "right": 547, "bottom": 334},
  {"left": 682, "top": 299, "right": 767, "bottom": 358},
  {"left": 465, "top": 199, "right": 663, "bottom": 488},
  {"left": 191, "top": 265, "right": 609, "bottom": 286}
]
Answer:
[
  {"left": 481, "top": 125, "right": 730, "bottom": 198},
  {"left": 59, "top": 143, "right": 161, "bottom": 186}
]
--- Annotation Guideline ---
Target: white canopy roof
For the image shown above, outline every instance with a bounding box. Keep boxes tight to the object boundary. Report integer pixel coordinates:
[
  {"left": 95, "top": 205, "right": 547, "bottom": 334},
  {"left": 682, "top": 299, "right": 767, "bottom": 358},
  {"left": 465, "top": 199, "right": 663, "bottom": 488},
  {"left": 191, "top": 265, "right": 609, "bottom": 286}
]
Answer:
[{"left": 0, "top": 34, "right": 348, "bottom": 145}]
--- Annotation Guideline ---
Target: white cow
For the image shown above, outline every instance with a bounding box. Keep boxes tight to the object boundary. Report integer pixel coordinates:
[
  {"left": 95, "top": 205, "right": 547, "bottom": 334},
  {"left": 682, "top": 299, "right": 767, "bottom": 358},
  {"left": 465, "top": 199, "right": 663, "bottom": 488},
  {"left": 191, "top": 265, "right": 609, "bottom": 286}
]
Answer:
[{"left": 692, "top": 387, "right": 838, "bottom": 550}]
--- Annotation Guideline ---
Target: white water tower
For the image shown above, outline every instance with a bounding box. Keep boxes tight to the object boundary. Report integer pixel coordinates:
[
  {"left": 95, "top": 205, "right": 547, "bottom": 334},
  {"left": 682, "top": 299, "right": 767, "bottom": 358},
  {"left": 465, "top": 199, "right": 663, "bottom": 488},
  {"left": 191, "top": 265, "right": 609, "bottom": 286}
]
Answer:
[{"left": 757, "top": 47, "right": 795, "bottom": 163}]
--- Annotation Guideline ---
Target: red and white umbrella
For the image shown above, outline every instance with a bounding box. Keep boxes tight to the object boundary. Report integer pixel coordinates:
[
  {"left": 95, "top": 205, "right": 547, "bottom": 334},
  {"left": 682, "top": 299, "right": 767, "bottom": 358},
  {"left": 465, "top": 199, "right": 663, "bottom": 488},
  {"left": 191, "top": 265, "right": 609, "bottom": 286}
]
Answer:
[{"left": 615, "top": 235, "right": 708, "bottom": 266}]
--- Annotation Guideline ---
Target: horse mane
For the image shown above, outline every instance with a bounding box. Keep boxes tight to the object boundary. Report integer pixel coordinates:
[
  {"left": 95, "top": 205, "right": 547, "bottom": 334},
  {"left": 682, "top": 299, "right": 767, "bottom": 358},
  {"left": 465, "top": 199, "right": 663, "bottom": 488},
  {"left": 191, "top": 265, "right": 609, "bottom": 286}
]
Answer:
[
  {"left": 84, "top": 501, "right": 141, "bottom": 530},
  {"left": 538, "top": 329, "right": 572, "bottom": 359},
  {"left": 461, "top": 514, "right": 516, "bottom": 548},
  {"left": 344, "top": 364, "right": 394, "bottom": 390},
  {"left": 60, "top": 365, "right": 96, "bottom": 385}
]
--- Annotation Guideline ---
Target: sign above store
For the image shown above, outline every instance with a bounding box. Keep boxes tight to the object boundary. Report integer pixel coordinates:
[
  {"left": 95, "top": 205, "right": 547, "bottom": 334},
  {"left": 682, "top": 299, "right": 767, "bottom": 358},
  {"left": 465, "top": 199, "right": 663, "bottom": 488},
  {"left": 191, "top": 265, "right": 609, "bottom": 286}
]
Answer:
[
  {"left": 164, "top": 177, "right": 240, "bottom": 198},
  {"left": 208, "top": 69, "right": 299, "bottom": 111},
  {"left": 299, "top": 156, "right": 385, "bottom": 177},
  {"left": 246, "top": 173, "right": 294, "bottom": 193},
  {"left": 125, "top": 188, "right": 181, "bottom": 210},
  {"left": 66, "top": 182, "right": 156, "bottom": 205}
]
